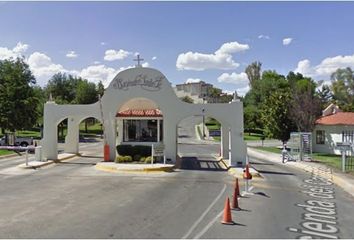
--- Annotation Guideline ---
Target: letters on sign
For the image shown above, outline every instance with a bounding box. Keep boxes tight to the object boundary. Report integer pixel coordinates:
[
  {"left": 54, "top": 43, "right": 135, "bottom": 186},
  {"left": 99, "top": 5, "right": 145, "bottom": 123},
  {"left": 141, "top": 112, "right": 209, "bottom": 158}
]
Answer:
[{"left": 112, "top": 74, "right": 164, "bottom": 91}]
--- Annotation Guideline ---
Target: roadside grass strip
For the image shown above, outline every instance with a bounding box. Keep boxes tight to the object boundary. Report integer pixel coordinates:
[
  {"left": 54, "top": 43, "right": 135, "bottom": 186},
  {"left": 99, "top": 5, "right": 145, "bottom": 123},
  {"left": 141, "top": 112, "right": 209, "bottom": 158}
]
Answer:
[{"left": 287, "top": 166, "right": 339, "bottom": 239}]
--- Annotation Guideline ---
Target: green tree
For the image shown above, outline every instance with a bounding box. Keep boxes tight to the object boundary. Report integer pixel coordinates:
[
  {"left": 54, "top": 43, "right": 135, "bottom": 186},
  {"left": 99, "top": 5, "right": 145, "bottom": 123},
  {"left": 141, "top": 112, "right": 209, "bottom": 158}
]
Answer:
[
  {"left": 0, "top": 58, "right": 39, "bottom": 133},
  {"left": 330, "top": 67, "right": 354, "bottom": 111},
  {"left": 287, "top": 72, "right": 322, "bottom": 132},
  {"left": 97, "top": 81, "right": 105, "bottom": 97},
  {"left": 245, "top": 61, "right": 262, "bottom": 89},
  {"left": 261, "top": 90, "right": 295, "bottom": 143},
  {"left": 75, "top": 80, "right": 98, "bottom": 104},
  {"left": 317, "top": 84, "right": 333, "bottom": 109},
  {"left": 75, "top": 80, "right": 99, "bottom": 133},
  {"left": 180, "top": 96, "right": 194, "bottom": 103},
  {"left": 45, "top": 73, "right": 81, "bottom": 104}
]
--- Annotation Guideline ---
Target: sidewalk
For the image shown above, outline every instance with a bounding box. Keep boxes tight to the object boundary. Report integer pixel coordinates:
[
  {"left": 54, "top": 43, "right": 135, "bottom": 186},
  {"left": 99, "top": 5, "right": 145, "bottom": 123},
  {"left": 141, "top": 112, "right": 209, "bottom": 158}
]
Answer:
[{"left": 247, "top": 147, "right": 354, "bottom": 198}]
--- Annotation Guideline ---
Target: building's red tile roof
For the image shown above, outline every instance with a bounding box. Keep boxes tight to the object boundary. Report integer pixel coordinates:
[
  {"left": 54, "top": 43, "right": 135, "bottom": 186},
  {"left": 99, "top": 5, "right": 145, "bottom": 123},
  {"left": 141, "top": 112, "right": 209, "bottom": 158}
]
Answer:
[
  {"left": 116, "top": 109, "right": 162, "bottom": 117},
  {"left": 315, "top": 112, "right": 354, "bottom": 125}
]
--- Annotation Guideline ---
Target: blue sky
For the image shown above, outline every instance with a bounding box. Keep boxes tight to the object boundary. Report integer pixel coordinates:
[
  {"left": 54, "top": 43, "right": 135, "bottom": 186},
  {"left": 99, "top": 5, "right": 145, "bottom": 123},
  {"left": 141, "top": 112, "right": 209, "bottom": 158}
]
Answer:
[{"left": 1, "top": 1, "right": 354, "bottom": 96}]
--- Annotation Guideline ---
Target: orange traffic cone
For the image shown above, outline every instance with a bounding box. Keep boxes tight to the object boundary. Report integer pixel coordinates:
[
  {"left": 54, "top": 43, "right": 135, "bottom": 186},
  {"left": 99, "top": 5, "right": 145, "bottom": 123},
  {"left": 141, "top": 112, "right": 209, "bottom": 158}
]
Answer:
[
  {"left": 243, "top": 163, "right": 252, "bottom": 179},
  {"left": 221, "top": 197, "right": 233, "bottom": 224},
  {"left": 235, "top": 178, "right": 240, "bottom": 197},
  {"left": 231, "top": 187, "right": 240, "bottom": 210}
]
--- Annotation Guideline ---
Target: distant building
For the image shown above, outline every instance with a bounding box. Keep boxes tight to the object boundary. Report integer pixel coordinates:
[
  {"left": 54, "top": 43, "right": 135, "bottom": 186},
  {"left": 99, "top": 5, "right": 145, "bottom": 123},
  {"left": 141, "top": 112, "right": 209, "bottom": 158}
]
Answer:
[
  {"left": 312, "top": 103, "right": 354, "bottom": 155},
  {"left": 175, "top": 81, "right": 213, "bottom": 100}
]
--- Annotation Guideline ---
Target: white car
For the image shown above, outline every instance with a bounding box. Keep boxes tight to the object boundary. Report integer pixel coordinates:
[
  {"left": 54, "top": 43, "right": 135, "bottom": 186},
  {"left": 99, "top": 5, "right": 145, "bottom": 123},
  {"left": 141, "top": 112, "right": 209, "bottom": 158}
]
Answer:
[{"left": 0, "top": 136, "right": 33, "bottom": 147}]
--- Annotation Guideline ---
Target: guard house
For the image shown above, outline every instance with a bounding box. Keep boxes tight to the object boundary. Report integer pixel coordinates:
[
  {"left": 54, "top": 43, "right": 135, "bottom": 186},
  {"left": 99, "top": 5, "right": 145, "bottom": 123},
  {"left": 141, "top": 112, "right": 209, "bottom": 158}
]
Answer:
[{"left": 41, "top": 64, "right": 247, "bottom": 167}]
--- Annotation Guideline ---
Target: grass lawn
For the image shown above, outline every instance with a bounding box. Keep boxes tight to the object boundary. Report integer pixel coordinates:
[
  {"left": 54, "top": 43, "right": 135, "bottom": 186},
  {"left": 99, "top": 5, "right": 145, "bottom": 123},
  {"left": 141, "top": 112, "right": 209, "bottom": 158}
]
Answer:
[
  {"left": 79, "top": 121, "right": 103, "bottom": 137},
  {"left": 253, "top": 146, "right": 281, "bottom": 154},
  {"left": 253, "top": 146, "right": 354, "bottom": 175},
  {"left": 0, "top": 149, "right": 15, "bottom": 156},
  {"left": 244, "top": 134, "right": 264, "bottom": 141}
]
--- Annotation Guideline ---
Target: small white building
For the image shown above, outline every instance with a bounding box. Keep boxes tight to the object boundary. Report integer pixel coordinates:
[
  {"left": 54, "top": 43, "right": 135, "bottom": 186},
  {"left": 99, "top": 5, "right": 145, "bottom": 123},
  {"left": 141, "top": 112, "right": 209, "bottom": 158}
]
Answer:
[{"left": 312, "top": 104, "right": 354, "bottom": 155}]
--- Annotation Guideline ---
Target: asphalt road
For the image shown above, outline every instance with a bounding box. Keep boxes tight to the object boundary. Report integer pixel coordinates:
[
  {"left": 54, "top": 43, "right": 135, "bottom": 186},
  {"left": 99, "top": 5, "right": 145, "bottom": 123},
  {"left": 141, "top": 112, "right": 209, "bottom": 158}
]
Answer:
[{"left": 0, "top": 119, "right": 354, "bottom": 238}]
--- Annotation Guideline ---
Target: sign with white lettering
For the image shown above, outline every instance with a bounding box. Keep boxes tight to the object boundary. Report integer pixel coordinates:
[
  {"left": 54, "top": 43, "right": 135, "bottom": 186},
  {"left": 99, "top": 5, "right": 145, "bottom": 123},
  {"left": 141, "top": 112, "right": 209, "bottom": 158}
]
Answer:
[
  {"left": 153, "top": 143, "right": 165, "bottom": 156},
  {"left": 112, "top": 74, "right": 164, "bottom": 91}
]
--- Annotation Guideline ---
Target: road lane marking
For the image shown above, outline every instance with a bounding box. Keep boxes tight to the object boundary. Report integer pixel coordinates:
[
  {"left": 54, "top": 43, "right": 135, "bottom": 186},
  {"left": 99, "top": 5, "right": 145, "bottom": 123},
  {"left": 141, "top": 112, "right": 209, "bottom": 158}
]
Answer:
[
  {"left": 193, "top": 210, "right": 224, "bottom": 239},
  {"left": 181, "top": 184, "right": 227, "bottom": 239}
]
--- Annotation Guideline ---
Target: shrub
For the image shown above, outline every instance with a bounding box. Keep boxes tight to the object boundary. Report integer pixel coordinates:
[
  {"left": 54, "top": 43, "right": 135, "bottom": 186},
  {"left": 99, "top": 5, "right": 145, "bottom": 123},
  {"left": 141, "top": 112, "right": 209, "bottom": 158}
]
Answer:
[
  {"left": 123, "top": 156, "right": 132, "bottom": 162},
  {"left": 144, "top": 156, "right": 153, "bottom": 164},
  {"left": 115, "top": 155, "right": 132, "bottom": 163},
  {"left": 140, "top": 157, "right": 146, "bottom": 162},
  {"left": 116, "top": 156, "right": 125, "bottom": 163},
  {"left": 116, "top": 145, "right": 133, "bottom": 156},
  {"left": 133, "top": 154, "right": 141, "bottom": 162},
  {"left": 116, "top": 144, "right": 152, "bottom": 158}
]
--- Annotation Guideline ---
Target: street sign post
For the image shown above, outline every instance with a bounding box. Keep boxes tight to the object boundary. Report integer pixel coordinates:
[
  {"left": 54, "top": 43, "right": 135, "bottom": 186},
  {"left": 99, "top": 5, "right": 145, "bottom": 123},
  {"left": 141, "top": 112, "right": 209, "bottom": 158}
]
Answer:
[
  {"left": 152, "top": 143, "right": 165, "bottom": 165},
  {"left": 336, "top": 142, "right": 352, "bottom": 172}
]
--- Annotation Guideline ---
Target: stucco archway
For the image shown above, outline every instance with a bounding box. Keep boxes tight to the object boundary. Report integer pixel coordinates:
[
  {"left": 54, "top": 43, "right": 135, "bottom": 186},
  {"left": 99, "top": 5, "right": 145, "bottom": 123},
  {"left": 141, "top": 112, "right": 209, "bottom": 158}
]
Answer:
[{"left": 41, "top": 67, "right": 246, "bottom": 166}]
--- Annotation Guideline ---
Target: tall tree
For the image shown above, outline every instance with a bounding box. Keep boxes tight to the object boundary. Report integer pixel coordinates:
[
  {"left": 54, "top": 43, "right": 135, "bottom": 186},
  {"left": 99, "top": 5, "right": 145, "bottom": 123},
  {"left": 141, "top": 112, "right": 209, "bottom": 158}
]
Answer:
[
  {"left": 0, "top": 58, "right": 39, "bottom": 132},
  {"left": 316, "top": 84, "right": 332, "bottom": 109},
  {"left": 75, "top": 80, "right": 98, "bottom": 104},
  {"left": 330, "top": 67, "right": 354, "bottom": 111},
  {"left": 287, "top": 72, "right": 322, "bottom": 132},
  {"left": 97, "top": 81, "right": 105, "bottom": 97},
  {"left": 261, "top": 90, "right": 295, "bottom": 143},
  {"left": 45, "top": 73, "right": 81, "bottom": 104},
  {"left": 245, "top": 61, "right": 262, "bottom": 89}
]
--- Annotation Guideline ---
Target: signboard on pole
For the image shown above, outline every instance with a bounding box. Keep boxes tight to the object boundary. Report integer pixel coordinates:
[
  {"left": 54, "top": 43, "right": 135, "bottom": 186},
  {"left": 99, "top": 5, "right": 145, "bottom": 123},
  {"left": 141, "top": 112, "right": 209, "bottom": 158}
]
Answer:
[{"left": 153, "top": 143, "right": 165, "bottom": 156}]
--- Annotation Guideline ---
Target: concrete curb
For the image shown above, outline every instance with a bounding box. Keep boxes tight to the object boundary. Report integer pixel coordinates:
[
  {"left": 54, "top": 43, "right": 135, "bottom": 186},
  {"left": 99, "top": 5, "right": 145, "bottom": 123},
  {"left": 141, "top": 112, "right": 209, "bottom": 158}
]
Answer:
[
  {"left": 95, "top": 163, "right": 175, "bottom": 174},
  {"left": 16, "top": 153, "right": 78, "bottom": 169},
  {"left": 247, "top": 147, "right": 354, "bottom": 199},
  {"left": 0, "top": 153, "right": 19, "bottom": 160}
]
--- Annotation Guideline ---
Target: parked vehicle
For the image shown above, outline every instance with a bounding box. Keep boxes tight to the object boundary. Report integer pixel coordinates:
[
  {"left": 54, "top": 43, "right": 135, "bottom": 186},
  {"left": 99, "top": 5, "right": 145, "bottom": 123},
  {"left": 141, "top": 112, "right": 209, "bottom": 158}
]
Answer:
[{"left": 0, "top": 136, "right": 33, "bottom": 147}]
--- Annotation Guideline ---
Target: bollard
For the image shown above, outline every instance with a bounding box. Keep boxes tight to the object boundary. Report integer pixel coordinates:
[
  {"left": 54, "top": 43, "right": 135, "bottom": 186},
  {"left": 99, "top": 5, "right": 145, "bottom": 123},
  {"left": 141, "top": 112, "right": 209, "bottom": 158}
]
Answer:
[
  {"left": 25, "top": 150, "right": 29, "bottom": 166},
  {"left": 104, "top": 144, "right": 110, "bottom": 162}
]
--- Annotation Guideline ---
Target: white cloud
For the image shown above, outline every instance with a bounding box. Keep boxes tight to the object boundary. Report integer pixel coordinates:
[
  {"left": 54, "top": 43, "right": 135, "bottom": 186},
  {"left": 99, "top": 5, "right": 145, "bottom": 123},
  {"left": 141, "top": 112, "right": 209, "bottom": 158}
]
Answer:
[
  {"left": 0, "top": 42, "right": 29, "bottom": 60},
  {"left": 100, "top": 42, "right": 106, "bottom": 46},
  {"left": 94, "top": 61, "right": 100, "bottom": 64},
  {"left": 217, "top": 72, "right": 248, "bottom": 84},
  {"left": 258, "top": 35, "right": 270, "bottom": 40},
  {"left": 152, "top": 56, "right": 157, "bottom": 60},
  {"left": 176, "top": 41, "right": 250, "bottom": 71},
  {"left": 104, "top": 49, "right": 131, "bottom": 61},
  {"left": 283, "top": 38, "right": 293, "bottom": 46},
  {"left": 141, "top": 62, "right": 149, "bottom": 67},
  {"left": 217, "top": 72, "right": 249, "bottom": 97},
  {"left": 66, "top": 50, "right": 78, "bottom": 58},
  {"left": 236, "top": 86, "right": 250, "bottom": 97},
  {"left": 27, "top": 52, "right": 67, "bottom": 86},
  {"left": 185, "top": 78, "right": 202, "bottom": 84},
  {"left": 294, "top": 54, "right": 354, "bottom": 80},
  {"left": 80, "top": 64, "right": 119, "bottom": 87},
  {"left": 214, "top": 42, "right": 250, "bottom": 55}
]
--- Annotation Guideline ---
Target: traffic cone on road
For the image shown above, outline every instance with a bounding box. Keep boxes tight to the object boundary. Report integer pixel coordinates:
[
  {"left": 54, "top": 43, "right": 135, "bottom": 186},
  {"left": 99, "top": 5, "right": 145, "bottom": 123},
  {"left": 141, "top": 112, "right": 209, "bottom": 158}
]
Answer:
[
  {"left": 221, "top": 197, "right": 233, "bottom": 225},
  {"left": 243, "top": 163, "right": 252, "bottom": 179},
  {"left": 235, "top": 178, "right": 240, "bottom": 197},
  {"left": 231, "top": 187, "right": 240, "bottom": 210}
]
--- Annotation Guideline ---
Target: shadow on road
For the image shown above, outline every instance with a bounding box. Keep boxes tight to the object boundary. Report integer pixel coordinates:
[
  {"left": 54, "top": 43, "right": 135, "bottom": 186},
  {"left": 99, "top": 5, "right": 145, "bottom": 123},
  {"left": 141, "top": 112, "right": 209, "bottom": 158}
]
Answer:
[
  {"left": 178, "top": 156, "right": 227, "bottom": 171},
  {"left": 56, "top": 161, "right": 97, "bottom": 166},
  {"left": 256, "top": 170, "right": 295, "bottom": 176},
  {"left": 249, "top": 161, "right": 274, "bottom": 166}
]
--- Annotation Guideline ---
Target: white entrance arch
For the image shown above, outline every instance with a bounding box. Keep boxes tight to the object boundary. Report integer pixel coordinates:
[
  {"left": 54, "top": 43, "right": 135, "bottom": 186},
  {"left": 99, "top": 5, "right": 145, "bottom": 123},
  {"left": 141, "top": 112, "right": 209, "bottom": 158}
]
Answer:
[{"left": 41, "top": 67, "right": 246, "bottom": 166}]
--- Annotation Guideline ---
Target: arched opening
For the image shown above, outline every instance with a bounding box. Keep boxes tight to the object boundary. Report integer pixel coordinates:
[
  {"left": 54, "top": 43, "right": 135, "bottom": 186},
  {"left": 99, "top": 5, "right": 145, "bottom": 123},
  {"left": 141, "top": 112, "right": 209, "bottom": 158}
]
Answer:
[
  {"left": 115, "top": 97, "right": 164, "bottom": 163},
  {"left": 177, "top": 114, "right": 227, "bottom": 170},
  {"left": 77, "top": 117, "right": 103, "bottom": 158},
  {"left": 56, "top": 117, "right": 68, "bottom": 154}
]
